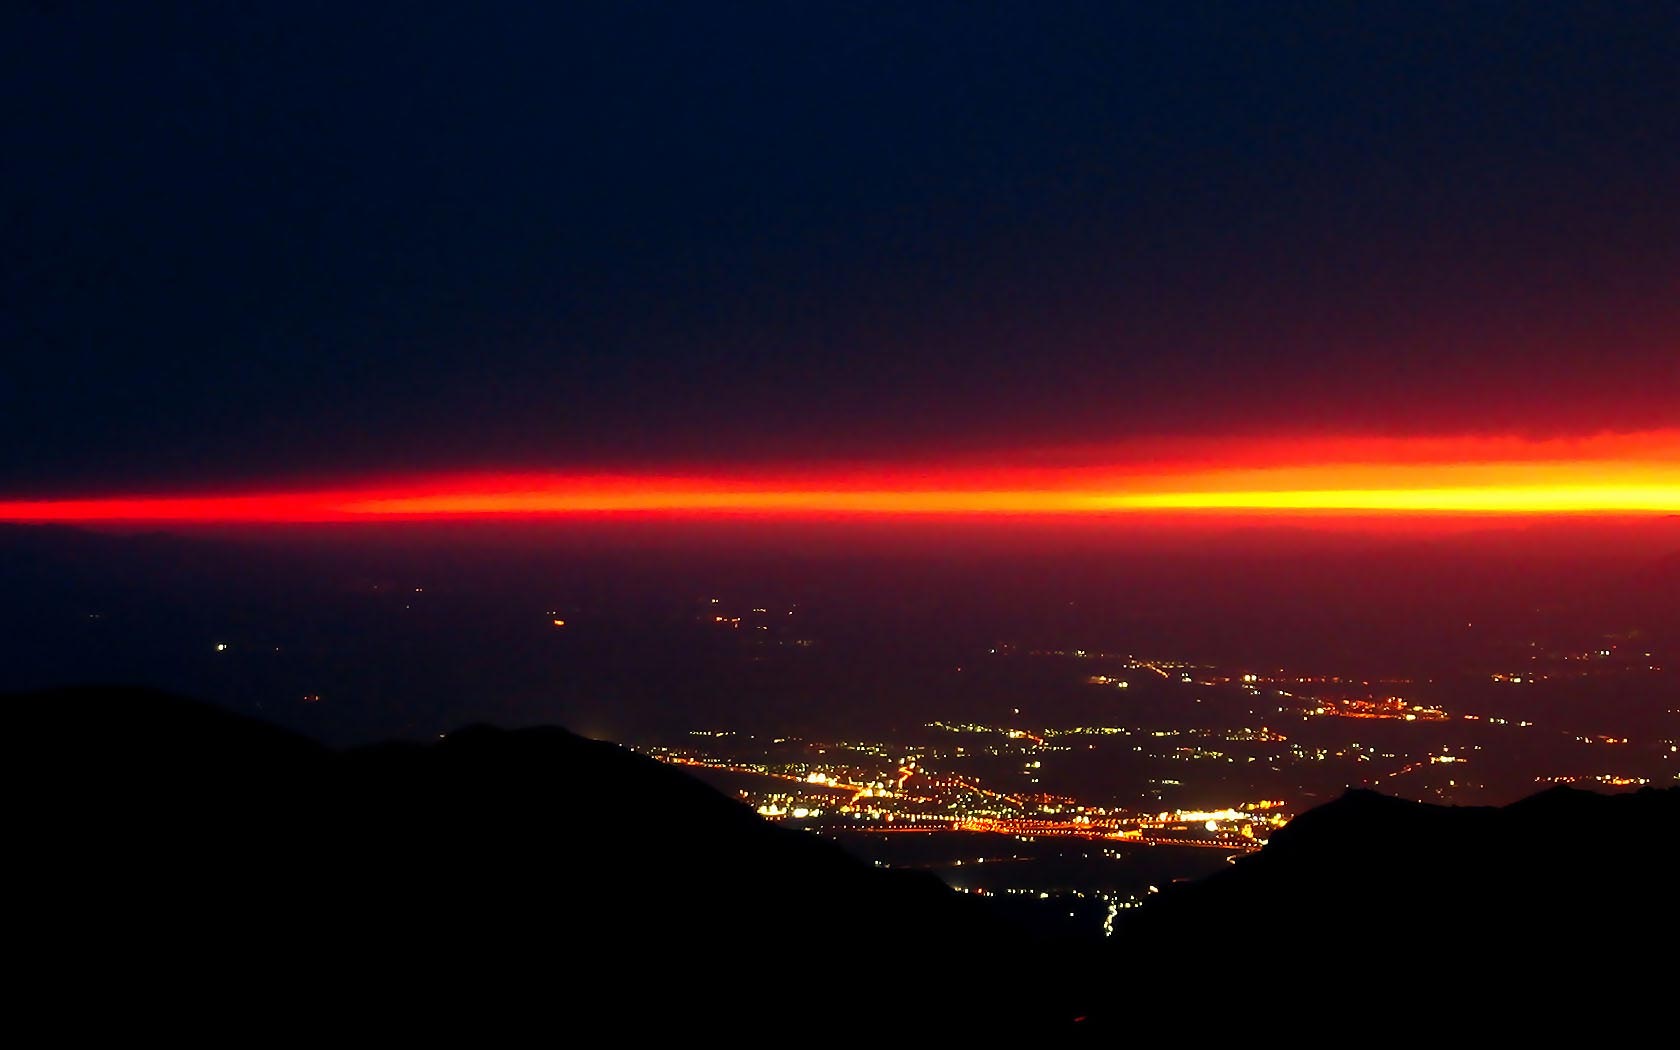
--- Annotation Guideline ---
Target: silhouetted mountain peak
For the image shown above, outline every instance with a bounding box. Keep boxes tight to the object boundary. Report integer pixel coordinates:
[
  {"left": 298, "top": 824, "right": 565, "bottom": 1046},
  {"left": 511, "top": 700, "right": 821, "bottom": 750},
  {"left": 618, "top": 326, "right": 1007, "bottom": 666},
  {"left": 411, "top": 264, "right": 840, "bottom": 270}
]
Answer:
[
  {"left": 1101, "top": 780, "right": 1677, "bottom": 1031},
  {"left": 12, "top": 687, "right": 1080, "bottom": 1034},
  {"left": 13, "top": 687, "right": 1674, "bottom": 1036}
]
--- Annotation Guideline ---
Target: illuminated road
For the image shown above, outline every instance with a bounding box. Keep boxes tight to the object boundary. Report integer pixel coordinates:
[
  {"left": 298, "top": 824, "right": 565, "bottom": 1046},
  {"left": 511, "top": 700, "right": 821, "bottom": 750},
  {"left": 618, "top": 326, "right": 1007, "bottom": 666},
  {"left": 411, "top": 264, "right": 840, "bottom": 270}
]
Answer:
[
  {"left": 650, "top": 753, "right": 1265, "bottom": 851},
  {"left": 847, "top": 817, "right": 1261, "bottom": 851}
]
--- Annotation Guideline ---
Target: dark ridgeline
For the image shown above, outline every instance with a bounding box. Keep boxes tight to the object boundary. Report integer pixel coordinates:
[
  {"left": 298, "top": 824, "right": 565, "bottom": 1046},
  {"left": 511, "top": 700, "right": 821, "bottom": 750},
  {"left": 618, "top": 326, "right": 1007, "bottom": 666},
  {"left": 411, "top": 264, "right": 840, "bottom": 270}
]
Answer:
[
  {"left": 1104, "top": 784, "right": 1676, "bottom": 1036},
  {"left": 12, "top": 687, "right": 1676, "bottom": 1038},
  {"left": 12, "top": 687, "right": 1091, "bottom": 1037}
]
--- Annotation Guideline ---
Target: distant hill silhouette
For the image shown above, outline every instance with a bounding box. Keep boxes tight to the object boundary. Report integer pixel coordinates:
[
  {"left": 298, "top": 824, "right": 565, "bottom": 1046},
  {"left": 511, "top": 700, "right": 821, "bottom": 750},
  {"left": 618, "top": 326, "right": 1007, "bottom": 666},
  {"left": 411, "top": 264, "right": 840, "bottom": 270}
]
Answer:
[
  {"left": 12, "top": 686, "right": 1674, "bottom": 1036},
  {"left": 1100, "top": 783, "right": 1677, "bottom": 1034},
  {"left": 11, "top": 687, "right": 1085, "bottom": 1036}
]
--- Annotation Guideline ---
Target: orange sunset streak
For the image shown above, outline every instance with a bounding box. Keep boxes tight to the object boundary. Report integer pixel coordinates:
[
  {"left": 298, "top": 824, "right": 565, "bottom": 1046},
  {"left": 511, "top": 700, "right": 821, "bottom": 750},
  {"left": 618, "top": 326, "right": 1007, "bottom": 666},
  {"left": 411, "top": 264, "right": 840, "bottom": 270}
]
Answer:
[{"left": 1, "top": 430, "right": 1676, "bottom": 523}]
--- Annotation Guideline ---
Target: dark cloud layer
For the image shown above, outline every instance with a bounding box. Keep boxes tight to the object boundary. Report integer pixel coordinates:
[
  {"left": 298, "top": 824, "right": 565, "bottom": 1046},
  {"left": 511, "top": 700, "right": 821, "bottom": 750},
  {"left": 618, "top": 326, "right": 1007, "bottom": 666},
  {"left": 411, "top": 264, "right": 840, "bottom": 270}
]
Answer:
[{"left": 3, "top": 3, "right": 1677, "bottom": 491}]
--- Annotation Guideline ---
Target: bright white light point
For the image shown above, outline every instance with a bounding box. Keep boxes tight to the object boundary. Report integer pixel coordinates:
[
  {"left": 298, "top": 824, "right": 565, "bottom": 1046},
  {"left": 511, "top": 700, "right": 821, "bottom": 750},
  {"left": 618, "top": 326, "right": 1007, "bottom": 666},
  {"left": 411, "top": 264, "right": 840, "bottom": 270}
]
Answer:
[{"left": 1205, "top": 820, "right": 1219, "bottom": 832}]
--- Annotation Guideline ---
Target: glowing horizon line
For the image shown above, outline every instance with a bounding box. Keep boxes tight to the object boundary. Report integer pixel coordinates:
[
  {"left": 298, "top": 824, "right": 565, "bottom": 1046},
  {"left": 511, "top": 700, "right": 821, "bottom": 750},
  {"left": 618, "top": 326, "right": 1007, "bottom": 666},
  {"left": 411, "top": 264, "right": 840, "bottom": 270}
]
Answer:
[
  {"left": 4, "top": 429, "right": 1678, "bottom": 523},
  {"left": 1, "top": 479, "right": 1677, "bottom": 523}
]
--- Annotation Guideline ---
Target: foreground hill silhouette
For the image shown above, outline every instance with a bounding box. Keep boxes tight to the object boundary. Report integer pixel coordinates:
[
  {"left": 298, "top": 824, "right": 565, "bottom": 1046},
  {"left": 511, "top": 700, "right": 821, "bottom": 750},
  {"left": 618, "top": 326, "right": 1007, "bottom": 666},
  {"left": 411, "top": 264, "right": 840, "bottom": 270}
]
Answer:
[
  {"left": 1104, "top": 782, "right": 1677, "bottom": 1033},
  {"left": 13, "top": 686, "right": 1675, "bottom": 1036},
  {"left": 13, "top": 687, "right": 1087, "bottom": 1035}
]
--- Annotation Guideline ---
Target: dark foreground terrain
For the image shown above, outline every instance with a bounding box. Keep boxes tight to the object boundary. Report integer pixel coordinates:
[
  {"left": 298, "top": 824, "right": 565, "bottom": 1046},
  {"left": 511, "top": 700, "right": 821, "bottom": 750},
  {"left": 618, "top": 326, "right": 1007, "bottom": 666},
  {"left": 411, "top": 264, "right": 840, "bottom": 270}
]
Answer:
[
  {"left": 11, "top": 687, "right": 1675, "bottom": 1038},
  {"left": 1106, "top": 781, "right": 1676, "bottom": 1034}
]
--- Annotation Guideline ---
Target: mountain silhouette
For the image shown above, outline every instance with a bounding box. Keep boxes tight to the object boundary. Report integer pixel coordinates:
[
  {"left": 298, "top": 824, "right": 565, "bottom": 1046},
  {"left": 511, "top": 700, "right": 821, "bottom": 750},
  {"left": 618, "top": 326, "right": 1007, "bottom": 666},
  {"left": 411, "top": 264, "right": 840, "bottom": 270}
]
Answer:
[
  {"left": 1099, "top": 783, "right": 1677, "bottom": 1035},
  {"left": 12, "top": 686, "right": 1086, "bottom": 1036},
  {"left": 12, "top": 686, "right": 1674, "bottom": 1037}
]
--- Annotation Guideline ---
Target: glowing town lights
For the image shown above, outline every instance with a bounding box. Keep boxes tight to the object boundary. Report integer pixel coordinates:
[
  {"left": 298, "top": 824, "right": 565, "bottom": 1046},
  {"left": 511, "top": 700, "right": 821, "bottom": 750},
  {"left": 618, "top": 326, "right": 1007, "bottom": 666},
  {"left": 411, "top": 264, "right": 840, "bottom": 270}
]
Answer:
[{"left": 1176, "top": 809, "right": 1244, "bottom": 823}]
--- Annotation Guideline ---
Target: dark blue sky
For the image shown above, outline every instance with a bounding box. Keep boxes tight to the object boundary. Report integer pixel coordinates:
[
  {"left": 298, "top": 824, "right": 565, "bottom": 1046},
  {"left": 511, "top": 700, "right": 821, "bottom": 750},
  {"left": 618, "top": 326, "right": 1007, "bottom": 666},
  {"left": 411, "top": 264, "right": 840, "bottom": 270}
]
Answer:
[{"left": 4, "top": 3, "right": 1677, "bottom": 492}]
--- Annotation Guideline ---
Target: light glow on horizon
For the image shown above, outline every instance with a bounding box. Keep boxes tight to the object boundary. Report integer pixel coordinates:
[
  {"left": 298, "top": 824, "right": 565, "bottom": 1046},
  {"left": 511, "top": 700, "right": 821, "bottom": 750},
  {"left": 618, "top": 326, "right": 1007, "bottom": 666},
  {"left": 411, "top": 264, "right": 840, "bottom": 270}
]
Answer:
[{"left": 2, "top": 430, "right": 1676, "bottom": 524}]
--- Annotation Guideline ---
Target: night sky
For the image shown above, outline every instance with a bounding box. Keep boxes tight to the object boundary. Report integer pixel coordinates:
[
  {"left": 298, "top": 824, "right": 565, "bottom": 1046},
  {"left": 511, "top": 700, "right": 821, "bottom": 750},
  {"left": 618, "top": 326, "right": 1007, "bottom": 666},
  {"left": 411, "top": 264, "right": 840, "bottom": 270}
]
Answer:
[{"left": 3, "top": 3, "right": 1677, "bottom": 505}]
